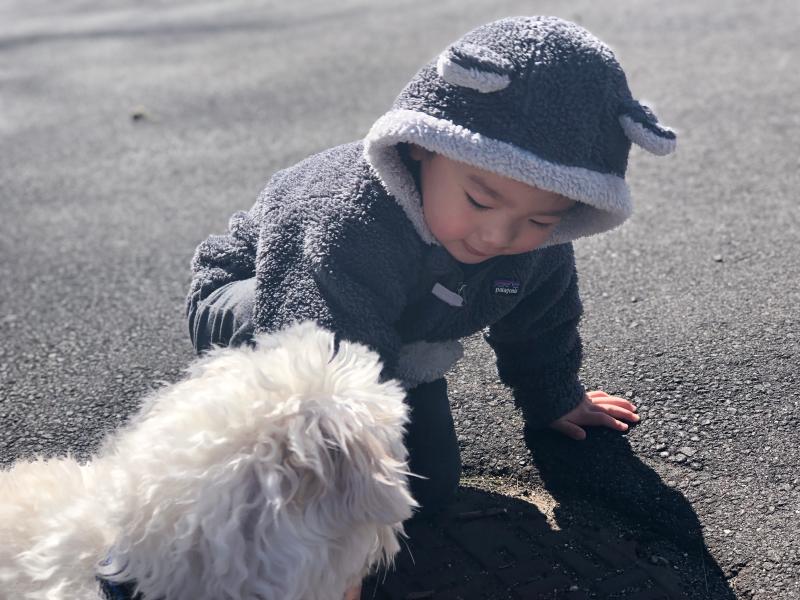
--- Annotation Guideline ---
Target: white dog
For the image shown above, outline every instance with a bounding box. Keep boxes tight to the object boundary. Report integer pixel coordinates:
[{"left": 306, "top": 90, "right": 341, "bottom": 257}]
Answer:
[{"left": 0, "top": 322, "right": 416, "bottom": 600}]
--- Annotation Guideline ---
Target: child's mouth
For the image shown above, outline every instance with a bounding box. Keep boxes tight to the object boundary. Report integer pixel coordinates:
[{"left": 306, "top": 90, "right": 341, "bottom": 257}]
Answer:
[{"left": 463, "top": 241, "right": 491, "bottom": 257}]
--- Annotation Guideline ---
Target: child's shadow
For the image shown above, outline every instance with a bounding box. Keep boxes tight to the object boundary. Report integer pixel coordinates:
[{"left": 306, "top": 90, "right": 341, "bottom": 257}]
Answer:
[
  {"left": 522, "top": 425, "right": 736, "bottom": 598},
  {"left": 365, "top": 428, "right": 735, "bottom": 599}
]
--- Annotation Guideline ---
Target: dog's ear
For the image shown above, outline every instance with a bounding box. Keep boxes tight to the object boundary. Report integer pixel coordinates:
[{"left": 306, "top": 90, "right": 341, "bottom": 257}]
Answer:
[
  {"left": 269, "top": 398, "right": 417, "bottom": 584},
  {"left": 330, "top": 429, "right": 417, "bottom": 526}
]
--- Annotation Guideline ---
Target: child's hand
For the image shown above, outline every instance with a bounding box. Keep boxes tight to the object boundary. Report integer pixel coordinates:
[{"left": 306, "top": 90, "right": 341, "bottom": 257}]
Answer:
[{"left": 549, "top": 391, "right": 640, "bottom": 441}]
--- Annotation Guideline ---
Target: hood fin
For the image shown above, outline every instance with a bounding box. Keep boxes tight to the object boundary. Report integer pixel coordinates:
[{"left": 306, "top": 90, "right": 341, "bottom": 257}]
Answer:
[
  {"left": 436, "top": 42, "right": 514, "bottom": 93},
  {"left": 619, "top": 100, "right": 677, "bottom": 156}
]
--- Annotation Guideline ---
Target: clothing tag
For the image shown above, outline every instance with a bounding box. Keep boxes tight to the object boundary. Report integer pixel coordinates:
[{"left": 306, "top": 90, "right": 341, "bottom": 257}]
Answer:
[
  {"left": 432, "top": 282, "right": 464, "bottom": 307},
  {"left": 492, "top": 278, "right": 520, "bottom": 296}
]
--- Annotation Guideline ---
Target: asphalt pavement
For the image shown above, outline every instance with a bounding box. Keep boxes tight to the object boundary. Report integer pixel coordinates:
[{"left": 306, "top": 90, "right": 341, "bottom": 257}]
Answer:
[{"left": 1, "top": 1, "right": 798, "bottom": 598}]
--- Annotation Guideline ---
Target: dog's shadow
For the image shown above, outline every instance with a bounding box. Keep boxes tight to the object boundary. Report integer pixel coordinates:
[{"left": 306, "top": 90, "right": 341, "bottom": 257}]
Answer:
[{"left": 365, "top": 427, "right": 735, "bottom": 600}]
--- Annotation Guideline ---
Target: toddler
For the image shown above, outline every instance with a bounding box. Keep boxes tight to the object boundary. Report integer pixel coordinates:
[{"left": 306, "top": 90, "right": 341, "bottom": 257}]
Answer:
[{"left": 187, "top": 15, "right": 675, "bottom": 597}]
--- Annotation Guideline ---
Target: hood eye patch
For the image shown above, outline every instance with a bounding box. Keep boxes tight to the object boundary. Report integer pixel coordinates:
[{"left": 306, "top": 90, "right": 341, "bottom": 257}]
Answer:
[{"left": 437, "top": 42, "right": 514, "bottom": 93}]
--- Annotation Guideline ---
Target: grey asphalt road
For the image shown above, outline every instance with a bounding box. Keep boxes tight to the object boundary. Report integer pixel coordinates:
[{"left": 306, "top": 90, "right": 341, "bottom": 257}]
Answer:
[{"left": 1, "top": 0, "right": 798, "bottom": 598}]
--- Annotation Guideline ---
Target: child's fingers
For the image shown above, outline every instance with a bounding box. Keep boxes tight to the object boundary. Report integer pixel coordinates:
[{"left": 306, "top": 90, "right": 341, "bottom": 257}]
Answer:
[
  {"left": 587, "top": 393, "right": 637, "bottom": 412},
  {"left": 583, "top": 409, "right": 629, "bottom": 432},
  {"left": 343, "top": 584, "right": 362, "bottom": 600},
  {"left": 593, "top": 403, "right": 641, "bottom": 423}
]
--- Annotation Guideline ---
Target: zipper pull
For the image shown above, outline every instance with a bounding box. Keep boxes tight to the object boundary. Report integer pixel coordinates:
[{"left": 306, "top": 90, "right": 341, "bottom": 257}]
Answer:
[
  {"left": 431, "top": 282, "right": 466, "bottom": 308},
  {"left": 457, "top": 282, "right": 467, "bottom": 304}
]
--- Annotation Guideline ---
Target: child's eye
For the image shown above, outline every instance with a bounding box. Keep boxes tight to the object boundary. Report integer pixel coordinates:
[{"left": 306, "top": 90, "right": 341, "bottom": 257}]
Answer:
[
  {"left": 529, "top": 219, "right": 555, "bottom": 228},
  {"left": 466, "top": 194, "right": 490, "bottom": 210}
]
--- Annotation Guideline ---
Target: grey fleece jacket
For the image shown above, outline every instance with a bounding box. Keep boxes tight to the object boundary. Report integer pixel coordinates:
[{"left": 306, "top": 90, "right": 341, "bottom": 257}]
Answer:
[
  {"left": 188, "top": 17, "right": 676, "bottom": 427},
  {"left": 188, "top": 141, "right": 584, "bottom": 427}
]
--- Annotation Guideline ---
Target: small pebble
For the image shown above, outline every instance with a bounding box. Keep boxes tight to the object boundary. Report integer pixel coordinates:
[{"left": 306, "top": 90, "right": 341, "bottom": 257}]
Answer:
[
  {"left": 650, "top": 555, "right": 669, "bottom": 566},
  {"left": 131, "top": 105, "right": 148, "bottom": 121},
  {"left": 713, "top": 254, "right": 724, "bottom": 262}
]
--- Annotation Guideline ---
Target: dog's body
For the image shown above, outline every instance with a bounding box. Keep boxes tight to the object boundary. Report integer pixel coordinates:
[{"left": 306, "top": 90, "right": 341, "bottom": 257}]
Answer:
[{"left": 0, "top": 323, "right": 415, "bottom": 600}]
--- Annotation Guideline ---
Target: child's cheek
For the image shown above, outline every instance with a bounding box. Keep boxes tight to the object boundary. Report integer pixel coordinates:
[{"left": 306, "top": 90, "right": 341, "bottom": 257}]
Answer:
[
  {"left": 439, "top": 198, "right": 472, "bottom": 237},
  {"left": 422, "top": 201, "right": 453, "bottom": 242}
]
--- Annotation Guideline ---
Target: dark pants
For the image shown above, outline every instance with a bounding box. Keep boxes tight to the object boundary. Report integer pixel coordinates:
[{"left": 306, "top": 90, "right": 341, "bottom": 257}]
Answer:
[
  {"left": 404, "top": 378, "right": 462, "bottom": 518},
  {"left": 188, "top": 282, "right": 462, "bottom": 516}
]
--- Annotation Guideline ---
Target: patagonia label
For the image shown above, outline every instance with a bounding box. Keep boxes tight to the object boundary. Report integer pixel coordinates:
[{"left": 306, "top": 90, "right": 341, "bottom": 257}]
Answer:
[{"left": 493, "top": 278, "right": 520, "bottom": 296}]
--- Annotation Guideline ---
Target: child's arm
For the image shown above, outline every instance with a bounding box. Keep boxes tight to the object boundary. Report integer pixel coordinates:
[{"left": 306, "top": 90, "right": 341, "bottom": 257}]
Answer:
[
  {"left": 251, "top": 195, "right": 421, "bottom": 381},
  {"left": 188, "top": 166, "right": 421, "bottom": 376},
  {"left": 484, "top": 243, "right": 636, "bottom": 438}
]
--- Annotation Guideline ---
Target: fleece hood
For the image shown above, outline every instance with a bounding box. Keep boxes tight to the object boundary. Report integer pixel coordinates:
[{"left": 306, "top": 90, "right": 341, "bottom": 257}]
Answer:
[{"left": 364, "top": 16, "right": 676, "bottom": 247}]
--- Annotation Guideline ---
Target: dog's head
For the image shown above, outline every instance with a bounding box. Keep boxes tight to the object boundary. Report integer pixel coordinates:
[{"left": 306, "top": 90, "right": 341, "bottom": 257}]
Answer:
[{"left": 103, "top": 322, "right": 415, "bottom": 600}]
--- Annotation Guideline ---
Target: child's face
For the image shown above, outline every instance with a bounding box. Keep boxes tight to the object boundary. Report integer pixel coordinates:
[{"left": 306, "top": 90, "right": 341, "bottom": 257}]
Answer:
[{"left": 411, "top": 148, "right": 575, "bottom": 264}]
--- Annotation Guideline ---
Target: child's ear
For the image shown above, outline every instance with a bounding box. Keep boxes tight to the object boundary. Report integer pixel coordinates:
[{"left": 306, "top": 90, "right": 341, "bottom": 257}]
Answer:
[{"left": 407, "top": 144, "right": 433, "bottom": 162}]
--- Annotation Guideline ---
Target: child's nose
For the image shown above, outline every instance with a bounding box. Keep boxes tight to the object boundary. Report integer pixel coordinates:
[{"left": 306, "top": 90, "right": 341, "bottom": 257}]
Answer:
[{"left": 479, "top": 222, "right": 516, "bottom": 249}]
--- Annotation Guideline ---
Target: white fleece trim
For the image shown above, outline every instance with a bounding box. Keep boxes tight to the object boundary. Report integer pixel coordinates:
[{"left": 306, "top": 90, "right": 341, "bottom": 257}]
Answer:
[
  {"left": 364, "top": 109, "right": 632, "bottom": 247},
  {"left": 436, "top": 52, "right": 511, "bottom": 93},
  {"left": 363, "top": 125, "right": 437, "bottom": 244},
  {"left": 395, "top": 340, "right": 464, "bottom": 389},
  {"left": 619, "top": 114, "right": 677, "bottom": 156}
]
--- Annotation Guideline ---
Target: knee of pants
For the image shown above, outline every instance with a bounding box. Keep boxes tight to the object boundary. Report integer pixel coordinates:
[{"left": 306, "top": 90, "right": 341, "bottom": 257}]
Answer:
[{"left": 187, "top": 279, "right": 255, "bottom": 353}]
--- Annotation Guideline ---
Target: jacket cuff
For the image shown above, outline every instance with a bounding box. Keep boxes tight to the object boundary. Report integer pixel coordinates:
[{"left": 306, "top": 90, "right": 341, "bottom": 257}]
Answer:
[{"left": 513, "top": 376, "right": 585, "bottom": 428}]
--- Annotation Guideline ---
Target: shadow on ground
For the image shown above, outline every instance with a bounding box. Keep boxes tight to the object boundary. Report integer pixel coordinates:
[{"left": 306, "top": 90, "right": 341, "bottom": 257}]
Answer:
[
  {"left": 524, "top": 426, "right": 735, "bottom": 597},
  {"left": 365, "top": 428, "right": 734, "bottom": 599}
]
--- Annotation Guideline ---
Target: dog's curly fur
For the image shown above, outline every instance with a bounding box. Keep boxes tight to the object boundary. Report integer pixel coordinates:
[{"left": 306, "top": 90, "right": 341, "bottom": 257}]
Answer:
[{"left": 0, "top": 322, "right": 416, "bottom": 600}]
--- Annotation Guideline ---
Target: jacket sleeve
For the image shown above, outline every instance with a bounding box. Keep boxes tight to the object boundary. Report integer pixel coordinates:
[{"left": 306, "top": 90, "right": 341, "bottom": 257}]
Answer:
[
  {"left": 186, "top": 191, "right": 263, "bottom": 353},
  {"left": 253, "top": 192, "right": 421, "bottom": 381},
  {"left": 484, "top": 244, "right": 585, "bottom": 428}
]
